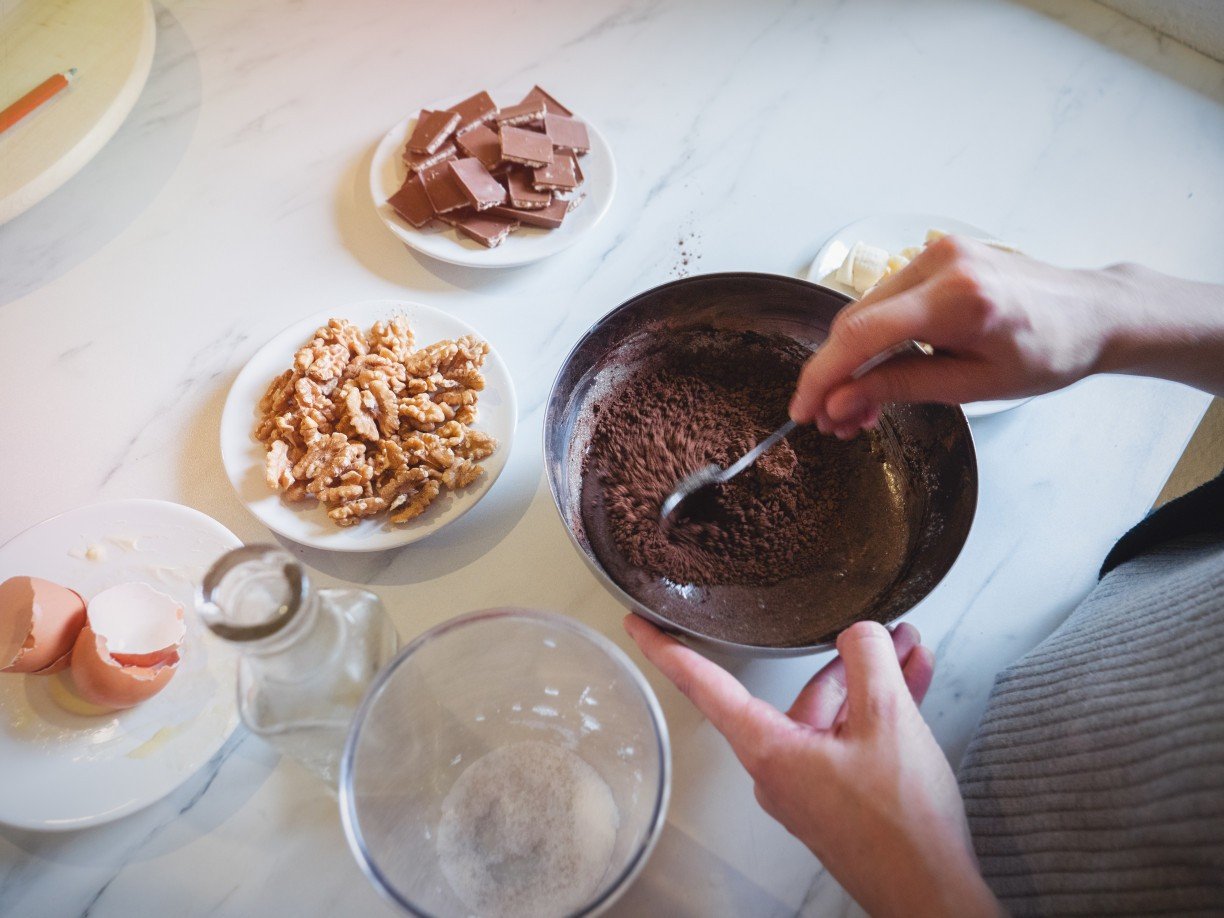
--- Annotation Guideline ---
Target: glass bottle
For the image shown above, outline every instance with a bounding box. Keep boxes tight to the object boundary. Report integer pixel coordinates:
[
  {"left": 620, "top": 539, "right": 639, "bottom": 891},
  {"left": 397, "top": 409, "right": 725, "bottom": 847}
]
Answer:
[{"left": 196, "top": 544, "right": 398, "bottom": 787}]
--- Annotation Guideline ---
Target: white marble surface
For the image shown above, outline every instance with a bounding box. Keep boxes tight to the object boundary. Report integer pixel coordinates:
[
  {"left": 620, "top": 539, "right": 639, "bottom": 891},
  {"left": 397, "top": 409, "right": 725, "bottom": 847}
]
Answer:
[{"left": 2, "top": 0, "right": 1222, "bottom": 915}]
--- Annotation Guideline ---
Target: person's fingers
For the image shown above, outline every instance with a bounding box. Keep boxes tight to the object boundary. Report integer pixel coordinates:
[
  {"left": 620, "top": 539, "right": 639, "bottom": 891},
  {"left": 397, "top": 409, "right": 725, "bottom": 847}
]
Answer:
[
  {"left": 836, "top": 620, "right": 911, "bottom": 730},
  {"left": 902, "top": 644, "right": 936, "bottom": 707},
  {"left": 788, "top": 623, "right": 922, "bottom": 730},
  {"left": 623, "top": 614, "right": 792, "bottom": 761},
  {"left": 790, "top": 283, "right": 945, "bottom": 426}
]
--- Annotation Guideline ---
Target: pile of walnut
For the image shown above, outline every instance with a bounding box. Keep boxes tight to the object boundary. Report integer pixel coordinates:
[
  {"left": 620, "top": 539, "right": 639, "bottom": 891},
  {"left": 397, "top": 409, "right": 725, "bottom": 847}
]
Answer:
[{"left": 255, "top": 317, "right": 496, "bottom": 527}]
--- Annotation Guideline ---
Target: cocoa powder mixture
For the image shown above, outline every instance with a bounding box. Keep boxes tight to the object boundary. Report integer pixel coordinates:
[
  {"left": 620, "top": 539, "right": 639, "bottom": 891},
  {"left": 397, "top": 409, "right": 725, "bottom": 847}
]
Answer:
[{"left": 580, "top": 327, "right": 917, "bottom": 647}]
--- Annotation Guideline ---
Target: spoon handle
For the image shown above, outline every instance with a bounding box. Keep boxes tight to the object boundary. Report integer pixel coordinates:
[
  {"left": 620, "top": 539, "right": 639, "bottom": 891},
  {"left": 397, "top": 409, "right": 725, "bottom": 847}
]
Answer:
[
  {"left": 721, "top": 419, "right": 797, "bottom": 481},
  {"left": 850, "top": 339, "right": 933, "bottom": 379}
]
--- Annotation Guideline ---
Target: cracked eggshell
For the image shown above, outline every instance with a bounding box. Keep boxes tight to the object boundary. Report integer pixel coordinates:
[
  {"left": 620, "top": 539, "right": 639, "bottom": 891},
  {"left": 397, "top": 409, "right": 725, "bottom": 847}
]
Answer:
[
  {"left": 68, "top": 582, "right": 185, "bottom": 710},
  {"left": 0, "top": 576, "right": 87, "bottom": 674}
]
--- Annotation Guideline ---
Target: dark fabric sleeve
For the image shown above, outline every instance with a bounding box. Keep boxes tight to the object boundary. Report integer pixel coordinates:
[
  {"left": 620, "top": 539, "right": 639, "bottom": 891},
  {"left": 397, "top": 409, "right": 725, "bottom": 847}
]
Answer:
[{"left": 1101, "top": 465, "right": 1224, "bottom": 577}]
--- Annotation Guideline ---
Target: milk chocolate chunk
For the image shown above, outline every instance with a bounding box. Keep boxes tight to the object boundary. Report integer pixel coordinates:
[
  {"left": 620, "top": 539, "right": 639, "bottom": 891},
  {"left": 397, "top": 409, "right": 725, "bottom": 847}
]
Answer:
[
  {"left": 442, "top": 209, "right": 518, "bottom": 248},
  {"left": 387, "top": 173, "right": 435, "bottom": 227},
  {"left": 403, "top": 142, "right": 456, "bottom": 173},
  {"left": 494, "top": 100, "right": 546, "bottom": 127},
  {"left": 520, "top": 85, "right": 573, "bottom": 117},
  {"left": 500, "top": 126, "right": 554, "bottom": 167},
  {"left": 490, "top": 197, "right": 568, "bottom": 229},
  {"left": 533, "top": 153, "right": 579, "bottom": 191},
  {"left": 544, "top": 114, "right": 590, "bottom": 155},
  {"left": 455, "top": 124, "right": 502, "bottom": 171},
  {"left": 448, "top": 158, "right": 508, "bottom": 211},
  {"left": 420, "top": 161, "right": 469, "bottom": 213},
  {"left": 446, "top": 90, "right": 496, "bottom": 135},
  {"left": 505, "top": 169, "right": 551, "bottom": 209},
  {"left": 407, "top": 110, "right": 461, "bottom": 154}
]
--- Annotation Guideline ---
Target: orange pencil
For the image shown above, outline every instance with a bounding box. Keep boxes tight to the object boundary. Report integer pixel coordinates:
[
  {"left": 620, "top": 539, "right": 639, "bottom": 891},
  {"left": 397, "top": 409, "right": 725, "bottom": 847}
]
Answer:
[{"left": 0, "top": 68, "right": 77, "bottom": 134}]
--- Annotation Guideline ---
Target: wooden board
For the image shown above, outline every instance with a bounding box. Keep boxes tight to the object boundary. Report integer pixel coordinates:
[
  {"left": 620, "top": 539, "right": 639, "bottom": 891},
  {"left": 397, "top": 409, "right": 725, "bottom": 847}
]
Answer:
[{"left": 0, "top": 0, "right": 155, "bottom": 224}]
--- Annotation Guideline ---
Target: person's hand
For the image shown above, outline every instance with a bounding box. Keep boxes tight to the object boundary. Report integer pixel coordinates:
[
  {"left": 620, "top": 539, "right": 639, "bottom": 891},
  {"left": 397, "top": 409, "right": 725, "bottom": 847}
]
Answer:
[
  {"left": 790, "top": 235, "right": 1123, "bottom": 437},
  {"left": 624, "top": 614, "right": 1000, "bottom": 918}
]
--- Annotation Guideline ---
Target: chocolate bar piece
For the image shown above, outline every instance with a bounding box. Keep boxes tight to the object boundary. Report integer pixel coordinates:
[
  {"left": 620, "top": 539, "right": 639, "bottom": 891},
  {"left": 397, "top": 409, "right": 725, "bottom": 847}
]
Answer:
[
  {"left": 420, "top": 161, "right": 469, "bottom": 213},
  {"left": 500, "top": 126, "right": 554, "bottom": 167},
  {"left": 455, "top": 124, "right": 502, "bottom": 171},
  {"left": 490, "top": 197, "right": 568, "bottom": 229},
  {"left": 407, "top": 110, "right": 460, "bottom": 154},
  {"left": 506, "top": 169, "right": 551, "bottom": 209},
  {"left": 520, "top": 85, "right": 573, "bottom": 117},
  {"left": 442, "top": 209, "right": 518, "bottom": 248},
  {"left": 448, "top": 158, "right": 507, "bottom": 211},
  {"left": 533, "top": 153, "right": 579, "bottom": 191},
  {"left": 494, "top": 100, "right": 545, "bottom": 127},
  {"left": 446, "top": 90, "right": 496, "bottom": 135},
  {"left": 386, "top": 173, "right": 435, "bottom": 227},
  {"left": 403, "top": 142, "right": 456, "bottom": 173},
  {"left": 544, "top": 114, "right": 590, "bottom": 155}
]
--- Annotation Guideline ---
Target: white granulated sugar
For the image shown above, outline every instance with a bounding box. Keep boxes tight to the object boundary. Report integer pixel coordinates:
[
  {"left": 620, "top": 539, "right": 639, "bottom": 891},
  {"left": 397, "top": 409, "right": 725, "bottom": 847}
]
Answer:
[{"left": 436, "top": 741, "right": 620, "bottom": 917}]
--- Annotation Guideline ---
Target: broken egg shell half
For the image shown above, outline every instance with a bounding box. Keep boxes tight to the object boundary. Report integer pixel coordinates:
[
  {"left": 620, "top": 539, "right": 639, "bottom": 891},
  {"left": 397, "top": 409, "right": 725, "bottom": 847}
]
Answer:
[
  {"left": 67, "top": 582, "right": 186, "bottom": 711},
  {"left": 0, "top": 576, "right": 87, "bottom": 674}
]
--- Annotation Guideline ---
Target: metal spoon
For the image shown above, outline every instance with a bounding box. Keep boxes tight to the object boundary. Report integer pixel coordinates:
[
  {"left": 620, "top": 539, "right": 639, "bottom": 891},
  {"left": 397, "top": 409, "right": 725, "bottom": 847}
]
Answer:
[{"left": 659, "top": 338, "right": 933, "bottom": 524}]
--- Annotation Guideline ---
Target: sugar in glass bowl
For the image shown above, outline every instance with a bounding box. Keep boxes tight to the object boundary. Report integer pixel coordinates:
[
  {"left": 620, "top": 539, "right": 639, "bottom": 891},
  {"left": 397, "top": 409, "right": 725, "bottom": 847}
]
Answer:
[{"left": 340, "top": 608, "right": 670, "bottom": 917}]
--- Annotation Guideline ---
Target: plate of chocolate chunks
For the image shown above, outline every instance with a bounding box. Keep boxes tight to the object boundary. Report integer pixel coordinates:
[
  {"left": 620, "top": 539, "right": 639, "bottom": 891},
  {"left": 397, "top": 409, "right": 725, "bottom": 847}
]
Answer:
[{"left": 371, "top": 85, "right": 616, "bottom": 268}]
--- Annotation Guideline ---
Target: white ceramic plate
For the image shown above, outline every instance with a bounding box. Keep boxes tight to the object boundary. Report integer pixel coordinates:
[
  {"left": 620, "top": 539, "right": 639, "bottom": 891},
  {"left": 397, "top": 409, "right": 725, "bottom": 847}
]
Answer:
[
  {"left": 369, "top": 96, "right": 616, "bottom": 268},
  {"left": 807, "top": 213, "right": 1033, "bottom": 418},
  {"left": 0, "top": 499, "right": 240, "bottom": 831},
  {"left": 220, "top": 300, "right": 517, "bottom": 552}
]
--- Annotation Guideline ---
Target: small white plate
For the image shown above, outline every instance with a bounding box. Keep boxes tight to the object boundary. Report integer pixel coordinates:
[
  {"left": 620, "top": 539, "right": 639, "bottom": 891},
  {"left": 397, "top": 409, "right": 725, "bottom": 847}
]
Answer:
[
  {"left": 0, "top": 499, "right": 240, "bottom": 831},
  {"left": 220, "top": 299, "right": 517, "bottom": 552},
  {"left": 806, "top": 213, "right": 1033, "bottom": 419},
  {"left": 370, "top": 97, "right": 616, "bottom": 269}
]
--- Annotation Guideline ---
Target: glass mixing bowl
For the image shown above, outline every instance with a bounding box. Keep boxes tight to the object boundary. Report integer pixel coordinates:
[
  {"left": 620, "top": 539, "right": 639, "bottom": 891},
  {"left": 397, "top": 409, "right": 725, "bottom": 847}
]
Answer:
[{"left": 339, "top": 608, "right": 671, "bottom": 917}]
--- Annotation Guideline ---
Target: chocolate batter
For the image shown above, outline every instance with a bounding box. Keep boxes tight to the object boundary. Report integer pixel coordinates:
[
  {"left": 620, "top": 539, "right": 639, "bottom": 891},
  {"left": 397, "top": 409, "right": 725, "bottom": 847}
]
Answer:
[{"left": 580, "top": 327, "right": 920, "bottom": 647}]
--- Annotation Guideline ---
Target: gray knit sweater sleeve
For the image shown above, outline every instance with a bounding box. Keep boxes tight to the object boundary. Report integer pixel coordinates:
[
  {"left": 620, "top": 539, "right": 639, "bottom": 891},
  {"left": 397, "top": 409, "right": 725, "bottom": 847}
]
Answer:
[{"left": 956, "top": 534, "right": 1224, "bottom": 916}]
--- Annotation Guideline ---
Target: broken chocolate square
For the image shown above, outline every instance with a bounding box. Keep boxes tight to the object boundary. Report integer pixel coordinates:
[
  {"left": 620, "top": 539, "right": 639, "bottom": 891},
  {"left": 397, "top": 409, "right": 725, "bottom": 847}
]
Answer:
[
  {"left": 449, "top": 158, "right": 508, "bottom": 211},
  {"left": 446, "top": 90, "right": 496, "bottom": 135},
  {"left": 500, "top": 126, "right": 554, "bottom": 167},
  {"left": 403, "top": 142, "right": 456, "bottom": 173},
  {"left": 441, "top": 209, "right": 518, "bottom": 248},
  {"left": 494, "top": 100, "right": 546, "bottom": 127},
  {"left": 533, "top": 153, "right": 579, "bottom": 191},
  {"left": 506, "top": 169, "right": 551, "bottom": 209},
  {"left": 544, "top": 114, "right": 590, "bottom": 155},
  {"left": 490, "top": 197, "right": 568, "bottom": 229},
  {"left": 520, "top": 85, "right": 573, "bottom": 117},
  {"left": 407, "top": 109, "right": 461, "bottom": 154},
  {"left": 455, "top": 124, "right": 502, "bottom": 171},
  {"left": 420, "top": 161, "right": 469, "bottom": 213},
  {"left": 387, "top": 173, "right": 435, "bottom": 227}
]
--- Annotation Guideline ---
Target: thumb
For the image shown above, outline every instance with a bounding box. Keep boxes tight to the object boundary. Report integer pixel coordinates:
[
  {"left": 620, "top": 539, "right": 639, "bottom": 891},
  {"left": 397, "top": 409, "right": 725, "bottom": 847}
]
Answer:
[
  {"left": 824, "top": 354, "right": 986, "bottom": 425},
  {"left": 837, "top": 621, "right": 912, "bottom": 731}
]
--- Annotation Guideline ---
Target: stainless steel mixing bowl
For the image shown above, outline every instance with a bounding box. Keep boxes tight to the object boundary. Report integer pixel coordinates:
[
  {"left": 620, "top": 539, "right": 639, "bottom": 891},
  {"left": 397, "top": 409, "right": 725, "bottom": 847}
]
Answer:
[{"left": 544, "top": 272, "right": 977, "bottom": 657}]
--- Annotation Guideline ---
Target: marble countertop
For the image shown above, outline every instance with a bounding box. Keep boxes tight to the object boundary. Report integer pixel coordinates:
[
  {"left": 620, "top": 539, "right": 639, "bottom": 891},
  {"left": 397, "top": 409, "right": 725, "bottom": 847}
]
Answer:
[{"left": 2, "top": 0, "right": 1222, "bottom": 915}]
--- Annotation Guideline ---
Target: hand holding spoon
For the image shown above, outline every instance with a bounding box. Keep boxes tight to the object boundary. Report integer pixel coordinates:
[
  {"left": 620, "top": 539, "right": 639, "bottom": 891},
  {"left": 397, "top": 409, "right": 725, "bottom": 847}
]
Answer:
[{"left": 660, "top": 339, "right": 933, "bottom": 523}]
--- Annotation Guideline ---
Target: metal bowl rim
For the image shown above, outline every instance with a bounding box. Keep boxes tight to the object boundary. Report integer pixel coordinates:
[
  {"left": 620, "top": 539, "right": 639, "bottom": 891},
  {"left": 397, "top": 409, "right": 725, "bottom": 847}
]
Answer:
[{"left": 542, "top": 271, "right": 979, "bottom": 657}]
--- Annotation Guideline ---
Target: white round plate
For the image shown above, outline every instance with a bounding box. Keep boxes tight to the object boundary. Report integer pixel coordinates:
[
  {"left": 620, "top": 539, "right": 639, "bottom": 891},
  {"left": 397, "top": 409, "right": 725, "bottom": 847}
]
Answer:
[
  {"left": 0, "top": 499, "right": 240, "bottom": 831},
  {"left": 220, "top": 300, "right": 517, "bottom": 552},
  {"left": 806, "top": 213, "right": 1033, "bottom": 418},
  {"left": 370, "top": 97, "right": 616, "bottom": 268}
]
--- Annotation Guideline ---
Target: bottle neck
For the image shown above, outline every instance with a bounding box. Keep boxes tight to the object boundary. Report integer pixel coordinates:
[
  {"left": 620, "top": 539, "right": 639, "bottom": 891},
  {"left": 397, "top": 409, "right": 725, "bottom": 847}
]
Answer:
[{"left": 198, "top": 545, "right": 330, "bottom": 662}]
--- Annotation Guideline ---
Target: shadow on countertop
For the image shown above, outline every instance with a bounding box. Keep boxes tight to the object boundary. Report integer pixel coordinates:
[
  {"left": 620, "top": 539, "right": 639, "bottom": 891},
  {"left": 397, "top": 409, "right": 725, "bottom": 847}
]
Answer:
[{"left": 1021, "top": 0, "right": 1224, "bottom": 105}]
